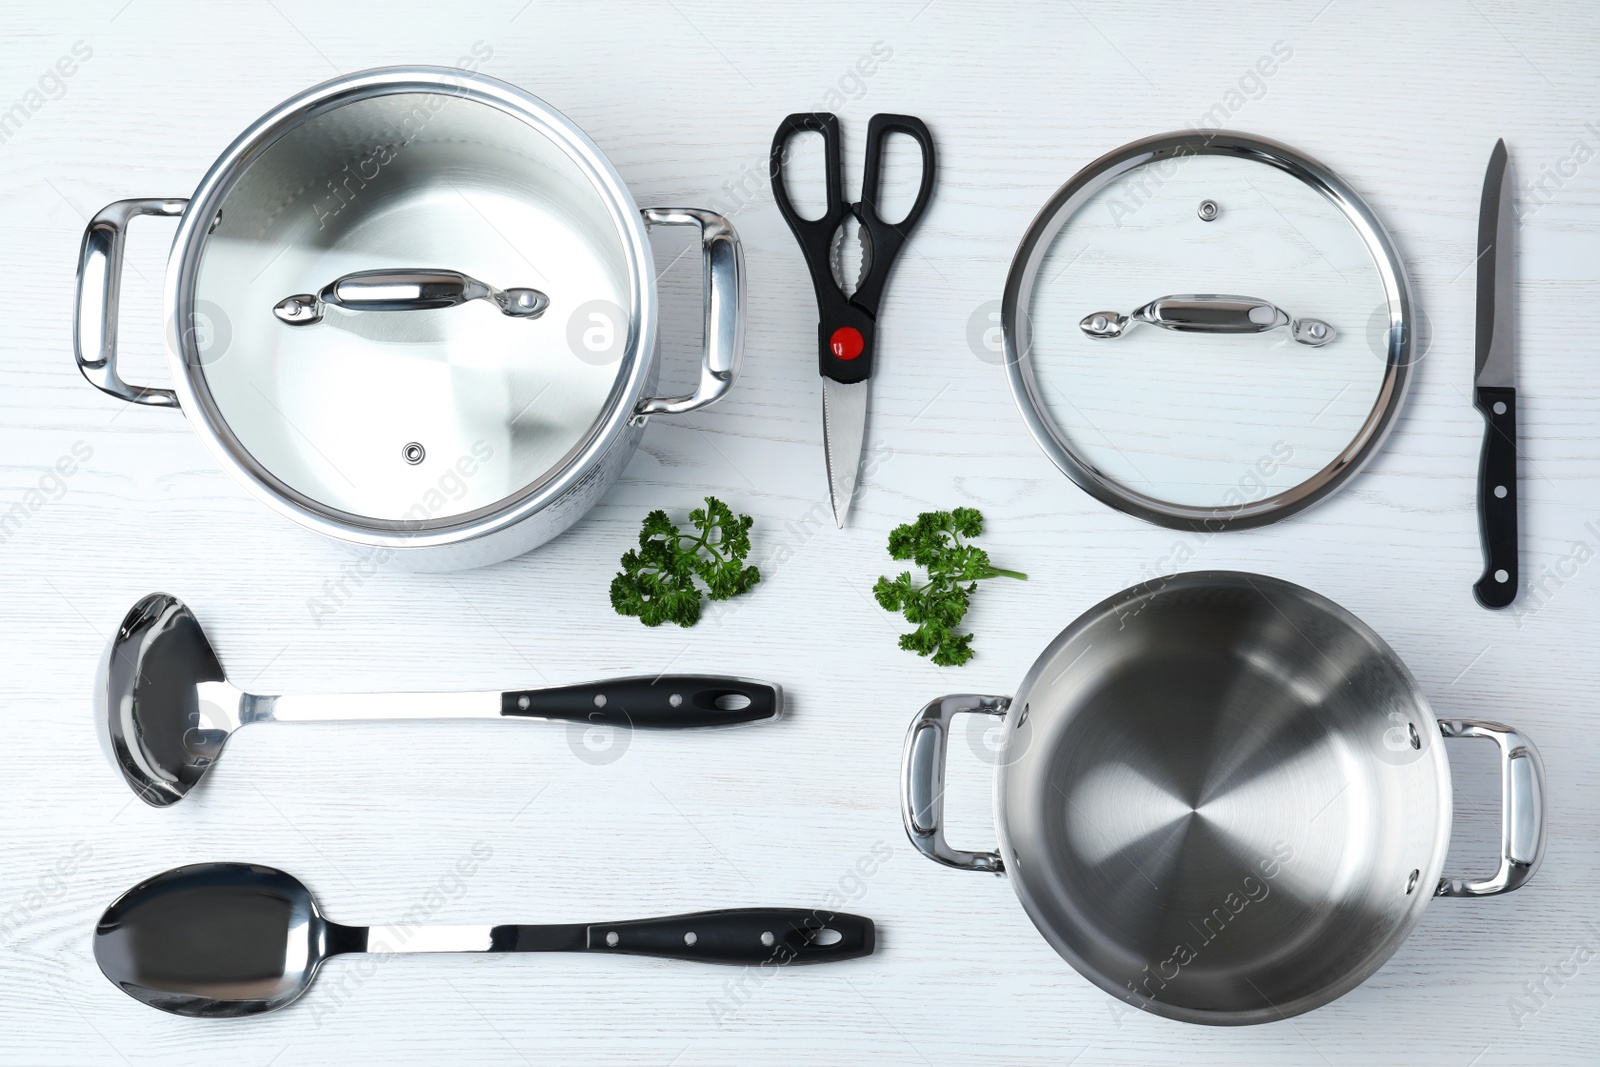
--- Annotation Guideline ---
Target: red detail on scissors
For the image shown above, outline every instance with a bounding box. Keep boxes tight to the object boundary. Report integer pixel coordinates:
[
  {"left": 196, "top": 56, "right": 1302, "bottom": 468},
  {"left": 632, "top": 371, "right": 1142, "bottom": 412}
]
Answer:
[{"left": 830, "top": 327, "right": 865, "bottom": 360}]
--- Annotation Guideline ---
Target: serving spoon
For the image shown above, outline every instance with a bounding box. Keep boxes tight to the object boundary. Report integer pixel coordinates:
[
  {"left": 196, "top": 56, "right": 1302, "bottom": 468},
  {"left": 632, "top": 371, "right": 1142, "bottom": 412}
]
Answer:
[
  {"left": 95, "top": 862, "right": 875, "bottom": 1018},
  {"left": 99, "top": 593, "right": 782, "bottom": 806}
]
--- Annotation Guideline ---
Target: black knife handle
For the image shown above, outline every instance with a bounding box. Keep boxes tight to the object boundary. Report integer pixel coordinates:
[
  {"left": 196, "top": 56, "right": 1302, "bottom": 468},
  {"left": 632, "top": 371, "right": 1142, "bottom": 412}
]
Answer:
[
  {"left": 501, "top": 676, "right": 782, "bottom": 727},
  {"left": 489, "top": 908, "right": 876, "bottom": 964},
  {"left": 1473, "top": 385, "right": 1518, "bottom": 609}
]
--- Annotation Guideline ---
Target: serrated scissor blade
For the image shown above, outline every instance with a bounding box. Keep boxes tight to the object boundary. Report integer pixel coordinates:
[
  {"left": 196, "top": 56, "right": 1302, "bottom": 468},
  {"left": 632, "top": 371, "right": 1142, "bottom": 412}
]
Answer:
[
  {"left": 822, "top": 378, "right": 868, "bottom": 527},
  {"left": 1475, "top": 139, "right": 1515, "bottom": 388},
  {"left": 829, "top": 215, "right": 873, "bottom": 298}
]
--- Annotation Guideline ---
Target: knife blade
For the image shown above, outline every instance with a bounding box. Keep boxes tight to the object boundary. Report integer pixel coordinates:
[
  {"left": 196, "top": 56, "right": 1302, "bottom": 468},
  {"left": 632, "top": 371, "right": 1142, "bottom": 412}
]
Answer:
[
  {"left": 823, "top": 377, "right": 868, "bottom": 527},
  {"left": 1473, "top": 138, "right": 1518, "bottom": 609}
]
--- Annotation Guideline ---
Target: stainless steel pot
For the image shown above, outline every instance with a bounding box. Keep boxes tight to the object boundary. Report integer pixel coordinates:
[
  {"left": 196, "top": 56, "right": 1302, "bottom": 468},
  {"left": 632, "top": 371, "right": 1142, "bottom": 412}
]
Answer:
[
  {"left": 901, "top": 571, "right": 1545, "bottom": 1025},
  {"left": 74, "top": 67, "right": 744, "bottom": 570}
]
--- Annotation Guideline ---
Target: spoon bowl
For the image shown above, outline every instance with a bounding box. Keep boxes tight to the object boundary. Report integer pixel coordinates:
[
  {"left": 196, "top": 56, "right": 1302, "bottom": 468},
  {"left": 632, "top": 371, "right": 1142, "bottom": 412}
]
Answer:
[{"left": 94, "top": 862, "right": 334, "bottom": 1018}]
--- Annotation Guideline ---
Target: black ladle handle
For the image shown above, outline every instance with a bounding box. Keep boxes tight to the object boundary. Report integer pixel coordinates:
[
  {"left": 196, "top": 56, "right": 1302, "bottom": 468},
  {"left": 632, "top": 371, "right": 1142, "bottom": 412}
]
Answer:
[
  {"left": 501, "top": 676, "right": 781, "bottom": 727},
  {"left": 490, "top": 908, "right": 875, "bottom": 965}
]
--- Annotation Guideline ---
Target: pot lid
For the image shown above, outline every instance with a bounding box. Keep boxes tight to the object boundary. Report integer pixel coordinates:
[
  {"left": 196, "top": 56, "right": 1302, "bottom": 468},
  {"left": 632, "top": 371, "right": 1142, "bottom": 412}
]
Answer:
[
  {"left": 183, "top": 70, "right": 648, "bottom": 530},
  {"left": 1003, "top": 132, "right": 1414, "bottom": 530}
]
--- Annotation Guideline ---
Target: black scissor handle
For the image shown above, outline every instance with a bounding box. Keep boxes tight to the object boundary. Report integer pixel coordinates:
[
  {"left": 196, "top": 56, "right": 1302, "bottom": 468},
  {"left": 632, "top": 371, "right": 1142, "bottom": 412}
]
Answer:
[
  {"left": 770, "top": 113, "right": 849, "bottom": 263},
  {"left": 769, "top": 112, "right": 937, "bottom": 385},
  {"left": 771, "top": 112, "right": 871, "bottom": 382},
  {"left": 853, "top": 113, "right": 936, "bottom": 316}
]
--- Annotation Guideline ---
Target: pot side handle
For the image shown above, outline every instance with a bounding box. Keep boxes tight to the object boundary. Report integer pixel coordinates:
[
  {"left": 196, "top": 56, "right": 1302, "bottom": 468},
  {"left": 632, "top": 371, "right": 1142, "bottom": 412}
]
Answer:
[
  {"left": 634, "top": 208, "right": 744, "bottom": 417},
  {"left": 1436, "top": 719, "right": 1547, "bottom": 897},
  {"left": 900, "top": 694, "right": 1010, "bottom": 874},
  {"left": 74, "top": 198, "right": 189, "bottom": 408}
]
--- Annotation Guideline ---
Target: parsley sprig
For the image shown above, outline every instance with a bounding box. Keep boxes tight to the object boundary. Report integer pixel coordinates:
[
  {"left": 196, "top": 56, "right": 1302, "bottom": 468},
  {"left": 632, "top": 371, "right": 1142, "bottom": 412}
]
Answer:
[
  {"left": 610, "top": 497, "right": 760, "bottom": 627},
  {"left": 873, "top": 507, "right": 1026, "bottom": 666}
]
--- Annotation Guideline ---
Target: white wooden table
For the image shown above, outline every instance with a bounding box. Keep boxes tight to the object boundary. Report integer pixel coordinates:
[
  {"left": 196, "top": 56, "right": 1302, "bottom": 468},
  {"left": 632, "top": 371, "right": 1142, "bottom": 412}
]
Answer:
[{"left": 2, "top": 1, "right": 1597, "bottom": 1063}]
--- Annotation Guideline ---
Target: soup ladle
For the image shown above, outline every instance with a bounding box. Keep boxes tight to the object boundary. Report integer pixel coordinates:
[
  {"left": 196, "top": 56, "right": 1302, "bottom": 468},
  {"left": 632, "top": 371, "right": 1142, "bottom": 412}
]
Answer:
[
  {"left": 95, "top": 862, "right": 875, "bottom": 1018},
  {"left": 98, "top": 593, "right": 782, "bottom": 806}
]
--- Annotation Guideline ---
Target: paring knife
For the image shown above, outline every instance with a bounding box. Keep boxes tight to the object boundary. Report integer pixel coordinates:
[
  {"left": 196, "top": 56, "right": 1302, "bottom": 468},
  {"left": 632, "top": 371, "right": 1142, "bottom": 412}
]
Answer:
[
  {"left": 1474, "top": 139, "right": 1518, "bottom": 609},
  {"left": 770, "top": 113, "right": 936, "bottom": 526}
]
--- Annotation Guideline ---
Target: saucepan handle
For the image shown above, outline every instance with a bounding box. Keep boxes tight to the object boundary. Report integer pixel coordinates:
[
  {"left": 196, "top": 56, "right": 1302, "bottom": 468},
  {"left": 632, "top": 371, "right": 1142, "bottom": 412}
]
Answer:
[
  {"left": 635, "top": 208, "right": 745, "bottom": 417},
  {"left": 1436, "top": 719, "right": 1546, "bottom": 897},
  {"left": 74, "top": 198, "right": 189, "bottom": 408},
  {"left": 900, "top": 694, "right": 1010, "bottom": 874}
]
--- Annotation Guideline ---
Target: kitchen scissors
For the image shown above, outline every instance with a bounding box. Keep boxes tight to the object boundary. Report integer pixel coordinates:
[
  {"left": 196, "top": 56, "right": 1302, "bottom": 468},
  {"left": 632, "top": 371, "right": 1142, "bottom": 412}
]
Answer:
[{"left": 770, "top": 112, "right": 936, "bottom": 526}]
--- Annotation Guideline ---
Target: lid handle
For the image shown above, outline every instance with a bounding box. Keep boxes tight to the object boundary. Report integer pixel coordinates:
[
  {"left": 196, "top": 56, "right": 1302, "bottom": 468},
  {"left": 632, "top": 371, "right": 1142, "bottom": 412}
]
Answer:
[
  {"left": 274, "top": 269, "right": 549, "bottom": 326},
  {"left": 1080, "top": 294, "right": 1334, "bottom": 347}
]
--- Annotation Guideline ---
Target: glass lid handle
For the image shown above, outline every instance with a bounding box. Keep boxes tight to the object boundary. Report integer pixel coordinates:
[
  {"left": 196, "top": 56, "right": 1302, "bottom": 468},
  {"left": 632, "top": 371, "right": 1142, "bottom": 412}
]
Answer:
[
  {"left": 273, "top": 269, "right": 549, "bottom": 326},
  {"left": 1080, "top": 294, "right": 1335, "bottom": 347}
]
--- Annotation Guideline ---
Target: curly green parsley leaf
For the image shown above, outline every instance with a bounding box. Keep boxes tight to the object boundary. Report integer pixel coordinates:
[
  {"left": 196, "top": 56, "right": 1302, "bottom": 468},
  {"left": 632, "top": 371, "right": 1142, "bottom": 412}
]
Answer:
[
  {"left": 610, "top": 497, "right": 761, "bottom": 627},
  {"left": 872, "top": 507, "right": 1026, "bottom": 666}
]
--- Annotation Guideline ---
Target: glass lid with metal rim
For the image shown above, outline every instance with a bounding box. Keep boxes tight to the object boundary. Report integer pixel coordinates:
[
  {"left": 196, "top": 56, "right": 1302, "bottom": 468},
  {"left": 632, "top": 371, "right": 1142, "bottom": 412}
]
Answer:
[{"left": 1002, "top": 131, "right": 1414, "bottom": 531}]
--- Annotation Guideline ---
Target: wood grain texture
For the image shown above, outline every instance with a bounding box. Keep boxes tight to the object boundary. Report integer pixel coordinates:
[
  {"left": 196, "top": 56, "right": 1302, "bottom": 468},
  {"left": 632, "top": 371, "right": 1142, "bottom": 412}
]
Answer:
[{"left": 2, "top": 0, "right": 1598, "bottom": 1063}]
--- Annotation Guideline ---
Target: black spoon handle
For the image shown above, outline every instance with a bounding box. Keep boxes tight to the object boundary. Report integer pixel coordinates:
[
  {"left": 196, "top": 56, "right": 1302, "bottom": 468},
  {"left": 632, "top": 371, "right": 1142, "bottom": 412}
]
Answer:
[
  {"left": 501, "top": 676, "right": 781, "bottom": 727},
  {"left": 489, "top": 909, "right": 875, "bottom": 965},
  {"left": 1473, "top": 385, "right": 1518, "bottom": 609}
]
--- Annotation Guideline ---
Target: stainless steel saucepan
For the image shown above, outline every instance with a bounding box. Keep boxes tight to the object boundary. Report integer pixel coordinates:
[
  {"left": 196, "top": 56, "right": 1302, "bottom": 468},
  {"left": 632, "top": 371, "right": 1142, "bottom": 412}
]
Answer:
[
  {"left": 74, "top": 67, "right": 744, "bottom": 570},
  {"left": 901, "top": 571, "right": 1545, "bottom": 1025}
]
